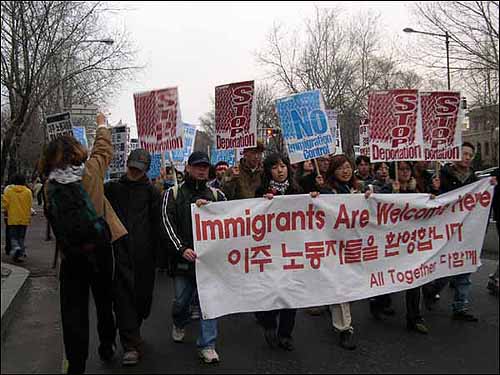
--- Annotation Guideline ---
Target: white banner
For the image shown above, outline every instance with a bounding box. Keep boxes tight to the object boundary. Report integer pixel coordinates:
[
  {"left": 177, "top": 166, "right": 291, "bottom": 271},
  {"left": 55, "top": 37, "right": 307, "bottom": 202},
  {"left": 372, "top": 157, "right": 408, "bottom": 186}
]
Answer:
[{"left": 193, "top": 179, "right": 493, "bottom": 319}]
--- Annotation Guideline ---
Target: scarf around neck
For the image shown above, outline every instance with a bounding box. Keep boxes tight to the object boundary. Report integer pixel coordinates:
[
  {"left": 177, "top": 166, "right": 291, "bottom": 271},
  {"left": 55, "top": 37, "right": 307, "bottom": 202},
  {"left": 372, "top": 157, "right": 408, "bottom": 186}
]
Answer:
[
  {"left": 48, "top": 165, "right": 85, "bottom": 184},
  {"left": 269, "top": 179, "right": 289, "bottom": 195}
]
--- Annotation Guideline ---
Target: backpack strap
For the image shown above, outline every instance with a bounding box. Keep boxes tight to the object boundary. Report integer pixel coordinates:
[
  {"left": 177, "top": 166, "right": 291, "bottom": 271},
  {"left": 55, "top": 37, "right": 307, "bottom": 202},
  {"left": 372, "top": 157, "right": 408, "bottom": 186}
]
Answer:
[{"left": 171, "top": 183, "right": 220, "bottom": 201}]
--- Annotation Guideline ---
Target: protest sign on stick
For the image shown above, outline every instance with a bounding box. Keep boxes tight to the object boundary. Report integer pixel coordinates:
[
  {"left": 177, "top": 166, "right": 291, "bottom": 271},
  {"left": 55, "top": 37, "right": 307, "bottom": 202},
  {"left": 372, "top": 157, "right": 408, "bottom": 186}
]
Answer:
[
  {"left": 72, "top": 126, "right": 88, "bottom": 148},
  {"left": 215, "top": 80, "right": 257, "bottom": 150},
  {"left": 109, "top": 125, "right": 130, "bottom": 180},
  {"left": 326, "top": 109, "right": 342, "bottom": 155},
  {"left": 134, "top": 87, "right": 184, "bottom": 153},
  {"left": 46, "top": 112, "right": 73, "bottom": 141},
  {"left": 276, "top": 90, "right": 336, "bottom": 164},
  {"left": 368, "top": 89, "right": 423, "bottom": 162},
  {"left": 420, "top": 91, "right": 462, "bottom": 162},
  {"left": 359, "top": 118, "right": 370, "bottom": 157}
]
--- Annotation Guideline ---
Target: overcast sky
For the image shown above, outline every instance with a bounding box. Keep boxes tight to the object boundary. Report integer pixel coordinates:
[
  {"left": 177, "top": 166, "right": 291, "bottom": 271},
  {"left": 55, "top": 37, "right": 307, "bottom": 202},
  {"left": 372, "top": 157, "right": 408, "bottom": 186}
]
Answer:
[{"left": 107, "top": 1, "right": 416, "bottom": 137}]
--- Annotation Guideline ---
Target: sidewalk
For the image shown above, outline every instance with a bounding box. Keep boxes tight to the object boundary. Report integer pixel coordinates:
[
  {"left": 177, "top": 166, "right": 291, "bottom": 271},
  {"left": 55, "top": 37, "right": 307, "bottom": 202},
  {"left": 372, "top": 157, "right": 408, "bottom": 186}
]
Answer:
[{"left": 1, "top": 210, "right": 63, "bottom": 374}]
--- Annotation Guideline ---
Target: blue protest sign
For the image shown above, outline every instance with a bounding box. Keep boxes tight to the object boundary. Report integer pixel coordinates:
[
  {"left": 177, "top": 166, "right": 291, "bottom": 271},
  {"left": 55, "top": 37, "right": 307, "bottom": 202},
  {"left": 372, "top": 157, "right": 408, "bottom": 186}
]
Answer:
[
  {"left": 147, "top": 153, "right": 162, "bottom": 179},
  {"left": 72, "top": 126, "right": 88, "bottom": 148},
  {"left": 275, "top": 90, "right": 335, "bottom": 163}
]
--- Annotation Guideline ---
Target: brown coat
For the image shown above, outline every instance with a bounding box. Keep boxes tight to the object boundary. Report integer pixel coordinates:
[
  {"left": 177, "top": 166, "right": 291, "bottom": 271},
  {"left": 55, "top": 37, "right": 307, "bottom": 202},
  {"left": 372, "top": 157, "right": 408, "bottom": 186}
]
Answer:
[
  {"left": 82, "top": 126, "right": 127, "bottom": 242},
  {"left": 222, "top": 158, "right": 264, "bottom": 200}
]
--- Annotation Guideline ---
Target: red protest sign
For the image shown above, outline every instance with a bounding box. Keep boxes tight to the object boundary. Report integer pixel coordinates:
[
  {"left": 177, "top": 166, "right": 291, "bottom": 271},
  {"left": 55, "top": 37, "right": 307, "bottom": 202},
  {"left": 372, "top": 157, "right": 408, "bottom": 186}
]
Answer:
[
  {"left": 420, "top": 91, "right": 462, "bottom": 161},
  {"left": 133, "top": 87, "right": 183, "bottom": 153},
  {"left": 368, "top": 89, "right": 423, "bottom": 162},
  {"left": 215, "top": 80, "right": 257, "bottom": 150}
]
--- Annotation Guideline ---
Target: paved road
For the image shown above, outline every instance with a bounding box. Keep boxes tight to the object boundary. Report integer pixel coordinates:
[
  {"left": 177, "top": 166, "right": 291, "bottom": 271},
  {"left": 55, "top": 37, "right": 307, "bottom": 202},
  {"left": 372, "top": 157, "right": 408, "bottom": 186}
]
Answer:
[{"left": 1, "top": 211, "right": 499, "bottom": 373}]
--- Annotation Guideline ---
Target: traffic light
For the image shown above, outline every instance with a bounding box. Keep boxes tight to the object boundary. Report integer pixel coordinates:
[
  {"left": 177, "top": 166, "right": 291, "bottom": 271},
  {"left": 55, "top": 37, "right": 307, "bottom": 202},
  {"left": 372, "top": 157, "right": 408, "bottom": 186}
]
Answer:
[{"left": 266, "top": 128, "right": 273, "bottom": 137}]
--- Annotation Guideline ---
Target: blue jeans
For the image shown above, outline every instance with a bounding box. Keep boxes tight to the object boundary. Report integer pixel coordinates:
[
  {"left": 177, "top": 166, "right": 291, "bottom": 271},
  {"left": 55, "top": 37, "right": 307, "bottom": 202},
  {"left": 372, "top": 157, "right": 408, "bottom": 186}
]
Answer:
[
  {"left": 10, "top": 225, "right": 27, "bottom": 258},
  {"left": 172, "top": 275, "right": 217, "bottom": 349},
  {"left": 431, "top": 273, "right": 472, "bottom": 313}
]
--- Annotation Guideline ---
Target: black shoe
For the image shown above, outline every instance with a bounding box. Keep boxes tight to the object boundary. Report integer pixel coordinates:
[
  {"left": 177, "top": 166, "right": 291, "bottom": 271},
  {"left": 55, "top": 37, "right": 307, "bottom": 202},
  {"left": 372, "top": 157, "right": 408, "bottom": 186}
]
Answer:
[
  {"left": 264, "top": 328, "right": 278, "bottom": 349},
  {"left": 487, "top": 277, "right": 499, "bottom": 296},
  {"left": 67, "top": 360, "right": 86, "bottom": 374},
  {"left": 407, "top": 319, "right": 429, "bottom": 334},
  {"left": 339, "top": 331, "right": 356, "bottom": 350},
  {"left": 370, "top": 307, "right": 385, "bottom": 321},
  {"left": 452, "top": 311, "right": 478, "bottom": 322},
  {"left": 382, "top": 307, "right": 396, "bottom": 316},
  {"left": 278, "top": 336, "right": 295, "bottom": 351},
  {"left": 423, "top": 296, "right": 437, "bottom": 311},
  {"left": 12, "top": 256, "right": 24, "bottom": 263},
  {"left": 98, "top": 344, "right": 115, "bottom": 361}
]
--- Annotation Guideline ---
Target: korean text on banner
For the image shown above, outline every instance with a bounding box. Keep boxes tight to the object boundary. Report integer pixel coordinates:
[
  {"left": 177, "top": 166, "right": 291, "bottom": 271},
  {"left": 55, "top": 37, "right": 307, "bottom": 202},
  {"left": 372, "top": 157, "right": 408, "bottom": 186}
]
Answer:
[
  {"left": 215, "top": 80, "right": 257, "bottom": 150},
  {"left": 420, "top": 91, "right": 462, "bottom": 161},
  {"left": 193, "top": 179, "right": 493, "bottom": 319},
  {"left": 46, "top": 112, "right": 73, "bottom": 141},
  {"left": 276, "top": 90, "right": 336, "bottom": 164},
  {"left": 368, "top": 89, "right": 423, "bottom": 162},
  {"left": 359, "top": 118, "right": 370, "bottom": 157},
  {"left": 326, "top": 109, "right": 342, "bottom": 155},
  {"left": 133, "top": 87, "right": 184, "bottom": 153},
  {"left": 109, "top": 125, "right": 129, "bottom": 179}
]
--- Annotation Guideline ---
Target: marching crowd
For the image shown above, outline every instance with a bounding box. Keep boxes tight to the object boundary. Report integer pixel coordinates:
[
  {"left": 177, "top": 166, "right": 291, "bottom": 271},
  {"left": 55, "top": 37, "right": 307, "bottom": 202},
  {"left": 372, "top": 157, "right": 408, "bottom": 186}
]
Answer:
[{"left": 1, "top": 114, "right": 499, "bottom": 374}]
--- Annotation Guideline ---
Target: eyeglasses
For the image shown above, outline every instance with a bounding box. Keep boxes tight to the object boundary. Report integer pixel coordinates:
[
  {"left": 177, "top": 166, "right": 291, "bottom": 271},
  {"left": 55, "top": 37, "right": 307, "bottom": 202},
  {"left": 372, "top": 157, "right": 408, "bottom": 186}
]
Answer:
[{"left": 216, "top": 167, "right": 228, "bottom": 171}]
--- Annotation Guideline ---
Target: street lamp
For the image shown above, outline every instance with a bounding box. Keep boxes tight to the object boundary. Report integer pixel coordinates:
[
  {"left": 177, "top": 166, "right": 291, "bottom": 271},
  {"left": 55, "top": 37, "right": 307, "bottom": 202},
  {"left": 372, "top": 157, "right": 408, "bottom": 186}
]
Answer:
[
  {"left": 80, "top": 38, "right": 114, "bottom": 46},
  {"left": 403, "top": 27, "right": 450, "bottom": 90}
]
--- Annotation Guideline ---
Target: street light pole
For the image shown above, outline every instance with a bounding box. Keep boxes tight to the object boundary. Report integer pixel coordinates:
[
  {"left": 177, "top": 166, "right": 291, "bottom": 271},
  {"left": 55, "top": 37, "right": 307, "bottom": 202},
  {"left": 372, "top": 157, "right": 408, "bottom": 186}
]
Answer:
[
  {"left": 403, "top": 27, "right": 452, "bottom": 176},
  {"left": 445, "top": 31, "right": 450, "bottom": 90},
  {"left": 57, "top": 38, "right": 115, "bottom": 111},
  {"left": 403, "top": 27, "right": 451, "bottom": 90}
]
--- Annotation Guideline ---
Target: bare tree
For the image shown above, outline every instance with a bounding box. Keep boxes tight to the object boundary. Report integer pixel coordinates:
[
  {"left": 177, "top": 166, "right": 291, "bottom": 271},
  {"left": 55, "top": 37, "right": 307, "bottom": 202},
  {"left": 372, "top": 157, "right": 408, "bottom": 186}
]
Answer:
[
  {"left": 257, "top": 8, "right": 423, "bottom": 158},
  {"left": 411, "top": 1, "right": 499, "bottom": 106},
  {"left": 0, "top": 1, "right": 140, "bottom": 184}
]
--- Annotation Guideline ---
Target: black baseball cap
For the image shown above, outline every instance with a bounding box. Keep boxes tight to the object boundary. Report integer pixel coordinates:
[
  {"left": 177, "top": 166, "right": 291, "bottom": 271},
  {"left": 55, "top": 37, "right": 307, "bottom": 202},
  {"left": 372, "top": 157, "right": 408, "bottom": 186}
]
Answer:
[
  {"left": 127, "top": 148, "right": 151, "bottom": 172},
  {"left": 188, "top": 151, "right": 210, "bottom": 166}
]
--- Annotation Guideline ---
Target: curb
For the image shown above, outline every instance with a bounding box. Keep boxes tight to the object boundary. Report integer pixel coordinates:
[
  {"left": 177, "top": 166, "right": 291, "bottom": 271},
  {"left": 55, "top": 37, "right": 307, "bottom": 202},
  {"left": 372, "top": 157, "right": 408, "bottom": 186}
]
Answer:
[{"left": 1, "top": 262, "right": 30, "bottom": 341}]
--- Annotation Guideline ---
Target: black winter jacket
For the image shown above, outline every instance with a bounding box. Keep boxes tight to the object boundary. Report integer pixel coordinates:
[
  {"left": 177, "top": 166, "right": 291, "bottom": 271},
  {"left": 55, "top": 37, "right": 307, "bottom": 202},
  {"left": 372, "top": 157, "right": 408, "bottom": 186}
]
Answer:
[
  {"left": 104, "top": 175, "right": 161, "bottom": 321},
  {"left": 440, "top": 164, "right": 478, "bottom": 193},
  {"left": 161, "top": 175, "right": 226, "bottom": 276}
]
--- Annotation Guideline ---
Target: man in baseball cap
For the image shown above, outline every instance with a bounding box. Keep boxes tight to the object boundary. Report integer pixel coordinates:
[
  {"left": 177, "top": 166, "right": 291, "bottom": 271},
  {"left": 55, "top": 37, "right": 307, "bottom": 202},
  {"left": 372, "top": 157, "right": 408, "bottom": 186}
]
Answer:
[
  {"left": 187, "top": 151, "right": 210, "bottom": 167},
  {"left": 161, "top": 149, "right": 226, "bottom": 363},
  {"left": 127, "top": 149, "right": 151, "bottom": 174}
]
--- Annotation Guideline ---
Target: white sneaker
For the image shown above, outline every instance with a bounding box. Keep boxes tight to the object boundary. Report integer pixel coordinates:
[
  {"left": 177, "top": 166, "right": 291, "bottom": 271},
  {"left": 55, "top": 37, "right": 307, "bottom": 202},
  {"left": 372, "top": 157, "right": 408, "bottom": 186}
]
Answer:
[
  {"left": 198, "top": 347, "right": 220, "bottom": 363},
  {"left": 172, "top": 325, "right": 185, "bottom": 343}
]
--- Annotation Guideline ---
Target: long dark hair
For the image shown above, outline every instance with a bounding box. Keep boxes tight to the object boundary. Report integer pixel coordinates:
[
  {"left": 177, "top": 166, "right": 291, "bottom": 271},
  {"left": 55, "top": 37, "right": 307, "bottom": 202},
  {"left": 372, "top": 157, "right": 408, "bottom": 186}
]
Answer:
[
  {"left": 326, "top": 155, "right": 359, "bottom": 192},
  {"left": 260, "top": 153, "right": 302, "bottom": 193}
]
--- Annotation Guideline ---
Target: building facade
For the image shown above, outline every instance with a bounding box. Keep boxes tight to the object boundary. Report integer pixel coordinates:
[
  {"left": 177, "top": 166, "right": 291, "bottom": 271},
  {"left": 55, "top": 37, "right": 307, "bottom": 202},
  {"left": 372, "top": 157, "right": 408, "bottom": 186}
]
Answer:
[{"left": 463, "top": 104, "right": 499, "bottom": 169}]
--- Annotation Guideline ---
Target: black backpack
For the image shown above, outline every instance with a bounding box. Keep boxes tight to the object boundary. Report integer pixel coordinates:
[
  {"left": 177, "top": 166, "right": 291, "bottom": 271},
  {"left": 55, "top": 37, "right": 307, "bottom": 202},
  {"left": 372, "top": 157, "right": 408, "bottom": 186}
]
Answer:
[{"left": 47, "top": 181, "right": 109, "bottom": 255}]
